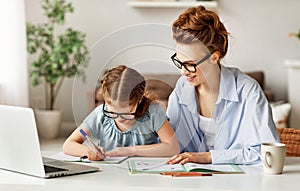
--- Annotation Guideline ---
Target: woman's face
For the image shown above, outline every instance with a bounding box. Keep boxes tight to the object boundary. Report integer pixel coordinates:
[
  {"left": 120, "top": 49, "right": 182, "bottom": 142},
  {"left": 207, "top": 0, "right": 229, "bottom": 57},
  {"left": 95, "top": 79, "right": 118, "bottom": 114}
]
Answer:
[{"left": 175, "top": 43, "right": 212, "bottom": 87}]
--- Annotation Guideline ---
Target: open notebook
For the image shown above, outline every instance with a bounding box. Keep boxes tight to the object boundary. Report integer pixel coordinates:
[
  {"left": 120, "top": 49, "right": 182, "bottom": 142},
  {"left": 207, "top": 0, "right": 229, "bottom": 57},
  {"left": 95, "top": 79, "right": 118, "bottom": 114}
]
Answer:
[
  {"left": 51, "top": 152, "right": 128, "bottom": 164},
  {"left": 128, "top": 160, "right": 244, "bottom": 174}
]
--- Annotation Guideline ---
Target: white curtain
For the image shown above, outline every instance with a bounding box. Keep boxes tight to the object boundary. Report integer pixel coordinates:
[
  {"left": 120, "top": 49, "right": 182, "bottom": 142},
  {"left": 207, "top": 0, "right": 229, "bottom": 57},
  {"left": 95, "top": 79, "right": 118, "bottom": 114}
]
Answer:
[{"left": 0, "top": 0, "right": 29, "bottom": 107}]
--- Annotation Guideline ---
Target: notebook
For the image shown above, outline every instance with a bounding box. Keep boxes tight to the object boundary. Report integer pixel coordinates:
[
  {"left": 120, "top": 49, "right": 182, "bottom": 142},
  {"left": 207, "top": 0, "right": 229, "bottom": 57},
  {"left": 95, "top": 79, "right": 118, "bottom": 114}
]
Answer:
[
  {"left": 51, "top": 152, "right": 129, "bottom": 164},
  {"left": 128, "top": 160, "right": 244, "bottom": 174},
  {"left": 0, "top": 105, "right": 99, "bottom": 178}
]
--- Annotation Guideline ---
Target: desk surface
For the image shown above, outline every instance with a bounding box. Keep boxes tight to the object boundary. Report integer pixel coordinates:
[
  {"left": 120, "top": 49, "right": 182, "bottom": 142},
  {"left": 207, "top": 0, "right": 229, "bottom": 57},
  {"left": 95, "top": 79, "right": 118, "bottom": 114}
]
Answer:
[{"left": 1, "top": 156, "right": 300, "bottom": 191}]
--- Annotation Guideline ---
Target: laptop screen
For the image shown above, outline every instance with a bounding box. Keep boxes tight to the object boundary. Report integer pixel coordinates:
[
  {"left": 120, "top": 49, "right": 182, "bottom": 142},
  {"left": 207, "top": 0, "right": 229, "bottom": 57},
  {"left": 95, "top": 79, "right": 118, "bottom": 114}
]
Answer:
[
  {"left": 0, "top": 105, "right": 45, "bottom": 177},
  {"left": 0, "top": 105, "right": 99, "bottom": 178}
]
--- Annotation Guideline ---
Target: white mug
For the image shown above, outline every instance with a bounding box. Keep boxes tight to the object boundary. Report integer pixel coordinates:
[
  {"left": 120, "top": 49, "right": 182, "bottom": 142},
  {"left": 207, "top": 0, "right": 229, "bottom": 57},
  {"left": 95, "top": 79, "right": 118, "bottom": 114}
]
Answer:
[{"left": 261, "top": 143, "right": 286, "bottom": 174}]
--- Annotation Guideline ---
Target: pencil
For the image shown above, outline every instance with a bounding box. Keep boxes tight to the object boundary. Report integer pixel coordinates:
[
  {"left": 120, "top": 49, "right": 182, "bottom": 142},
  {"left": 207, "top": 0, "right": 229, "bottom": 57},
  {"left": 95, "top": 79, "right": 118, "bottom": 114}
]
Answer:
[
  {"left": 160, "top": 172, "right": 184, "bottom": 176},
  {"left": 173, "top": 173, "right": 212, "bottom": 177},
  {"left": 160, "top": 172, "right": 212, "bottom": 177}
]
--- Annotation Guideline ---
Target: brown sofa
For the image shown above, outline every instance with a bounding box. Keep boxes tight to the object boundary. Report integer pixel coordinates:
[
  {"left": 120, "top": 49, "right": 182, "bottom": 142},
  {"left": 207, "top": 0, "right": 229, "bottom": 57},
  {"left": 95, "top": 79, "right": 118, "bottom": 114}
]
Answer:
[{"left": 94, "top": 71, "right": 274, "bottom": 107}]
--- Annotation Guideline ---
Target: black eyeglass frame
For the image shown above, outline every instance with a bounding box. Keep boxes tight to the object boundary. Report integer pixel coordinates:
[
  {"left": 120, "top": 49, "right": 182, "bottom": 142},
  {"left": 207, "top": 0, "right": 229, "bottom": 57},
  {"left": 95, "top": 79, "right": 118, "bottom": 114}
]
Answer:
[
  {"left": 171, "top": 53, "right": 211, "bottom": 73},
  {"left": 102, "top": 101, "right": 137, "bottom": 120}
]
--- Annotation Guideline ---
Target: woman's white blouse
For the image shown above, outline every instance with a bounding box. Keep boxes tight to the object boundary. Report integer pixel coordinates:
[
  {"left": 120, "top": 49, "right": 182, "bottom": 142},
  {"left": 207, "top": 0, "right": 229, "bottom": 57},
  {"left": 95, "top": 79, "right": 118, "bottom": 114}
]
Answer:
[{"left": 198, "top": 114, "right": 219, "bottom": 150}]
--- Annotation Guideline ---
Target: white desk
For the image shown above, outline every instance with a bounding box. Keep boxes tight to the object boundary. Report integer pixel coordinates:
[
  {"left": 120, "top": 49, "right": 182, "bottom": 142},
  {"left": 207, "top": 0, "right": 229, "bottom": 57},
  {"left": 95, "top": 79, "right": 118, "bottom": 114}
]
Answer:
[{"left": 1, "top": 157, "right": 300, "bottom": 191}]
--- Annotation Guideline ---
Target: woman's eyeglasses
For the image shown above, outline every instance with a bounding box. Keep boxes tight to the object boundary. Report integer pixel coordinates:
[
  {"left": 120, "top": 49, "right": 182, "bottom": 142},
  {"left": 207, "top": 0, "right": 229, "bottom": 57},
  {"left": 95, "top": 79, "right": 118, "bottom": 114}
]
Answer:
[
  {"left": 102, "top": 102, "right": 136, "bottom": 120},
  {"left": 171, "top": 53, "right": 211, "bottom": 73}
]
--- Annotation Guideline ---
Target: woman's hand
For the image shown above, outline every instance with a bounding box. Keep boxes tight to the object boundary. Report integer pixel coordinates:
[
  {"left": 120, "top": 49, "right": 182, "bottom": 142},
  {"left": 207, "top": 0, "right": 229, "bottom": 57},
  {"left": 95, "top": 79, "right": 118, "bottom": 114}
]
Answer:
[
  {"left": 87, "top": 146, "right": 105, "bottom": 161},
  {"left": 167, "top": 152, "right": 212, "bottom": 165},
  {"left": 106, "top": 147, "right": 133, "bottom": 157}
]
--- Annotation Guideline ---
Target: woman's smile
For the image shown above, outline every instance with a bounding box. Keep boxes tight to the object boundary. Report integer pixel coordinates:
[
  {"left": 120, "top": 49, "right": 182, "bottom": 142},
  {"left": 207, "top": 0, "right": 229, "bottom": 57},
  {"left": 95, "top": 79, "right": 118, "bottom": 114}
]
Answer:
[{"left": 186, "top": 75, "right": 196, "bottom": 82}]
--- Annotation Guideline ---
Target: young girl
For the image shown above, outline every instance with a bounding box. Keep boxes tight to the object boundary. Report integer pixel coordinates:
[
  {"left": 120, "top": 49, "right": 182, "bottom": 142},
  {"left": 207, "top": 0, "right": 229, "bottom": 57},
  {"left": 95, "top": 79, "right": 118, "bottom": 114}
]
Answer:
[{"left": 63, "top": 65, "right": 179, "bottom": 160}]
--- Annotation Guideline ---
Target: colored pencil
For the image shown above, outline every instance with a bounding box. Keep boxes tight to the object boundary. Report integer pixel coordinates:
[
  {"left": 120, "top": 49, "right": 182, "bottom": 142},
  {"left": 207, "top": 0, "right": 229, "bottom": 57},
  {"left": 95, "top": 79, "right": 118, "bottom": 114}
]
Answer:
[{"left": 160, "top": 172, "right": 212, "bottom": 177}]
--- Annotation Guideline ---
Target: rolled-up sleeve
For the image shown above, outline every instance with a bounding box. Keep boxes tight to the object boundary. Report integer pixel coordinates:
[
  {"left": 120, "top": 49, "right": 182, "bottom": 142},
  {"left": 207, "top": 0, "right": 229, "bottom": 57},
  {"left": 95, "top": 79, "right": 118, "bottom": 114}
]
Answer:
[{"left": 210, "top": 145, "right": 261, "bottom": 165}]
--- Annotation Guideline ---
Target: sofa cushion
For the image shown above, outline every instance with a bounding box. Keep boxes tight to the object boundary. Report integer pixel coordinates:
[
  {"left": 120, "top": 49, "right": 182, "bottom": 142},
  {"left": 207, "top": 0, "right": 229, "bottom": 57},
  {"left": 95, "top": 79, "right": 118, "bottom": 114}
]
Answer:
[
  {"left": 271, "top": 101, "right": 292, "bottom": 128},
  {"left": 143, "top": 74, "right": 180, "bottom": 101}
]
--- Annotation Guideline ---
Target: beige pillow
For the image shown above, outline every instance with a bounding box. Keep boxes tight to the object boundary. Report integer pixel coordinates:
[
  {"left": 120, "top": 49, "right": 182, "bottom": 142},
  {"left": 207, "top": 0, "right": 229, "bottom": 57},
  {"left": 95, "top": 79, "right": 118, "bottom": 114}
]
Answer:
[{"left": 270, "top": 102, "right": 292, "bottom": 128}]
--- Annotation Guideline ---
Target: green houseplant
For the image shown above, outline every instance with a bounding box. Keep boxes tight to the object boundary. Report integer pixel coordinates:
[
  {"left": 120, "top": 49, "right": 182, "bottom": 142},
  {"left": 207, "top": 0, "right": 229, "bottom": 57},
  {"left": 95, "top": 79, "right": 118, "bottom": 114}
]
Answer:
[
  {"left": 289, "top": 29, "right": 300, "bottom": 42},
  {"left": 27, "top": 0, "right": 89, "bottom": 138}
]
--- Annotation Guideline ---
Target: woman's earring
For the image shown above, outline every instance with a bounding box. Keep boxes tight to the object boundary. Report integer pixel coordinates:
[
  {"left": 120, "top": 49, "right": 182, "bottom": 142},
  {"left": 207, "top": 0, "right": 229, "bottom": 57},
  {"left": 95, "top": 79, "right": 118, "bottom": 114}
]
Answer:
[{"left": 212, "top": 52, "right": 220, "bottom": 63}]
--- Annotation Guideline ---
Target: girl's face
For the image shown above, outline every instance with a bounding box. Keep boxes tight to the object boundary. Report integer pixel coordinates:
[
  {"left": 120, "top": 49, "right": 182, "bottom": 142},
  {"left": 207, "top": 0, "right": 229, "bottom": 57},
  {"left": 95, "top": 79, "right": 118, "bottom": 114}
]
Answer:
[
  {"left": 175, "top": 43, "right": 213, "bottom": 87},
  {"left": 104, "top": 101, "right": 138, "bottom": 124}
]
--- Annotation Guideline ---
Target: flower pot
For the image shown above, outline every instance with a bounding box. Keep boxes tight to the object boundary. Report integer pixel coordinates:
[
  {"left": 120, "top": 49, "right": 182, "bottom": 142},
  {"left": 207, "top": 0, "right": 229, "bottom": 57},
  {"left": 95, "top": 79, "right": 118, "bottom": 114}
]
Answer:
[{"left": 34, "top": 109, "right": 62, "bottom": 139}]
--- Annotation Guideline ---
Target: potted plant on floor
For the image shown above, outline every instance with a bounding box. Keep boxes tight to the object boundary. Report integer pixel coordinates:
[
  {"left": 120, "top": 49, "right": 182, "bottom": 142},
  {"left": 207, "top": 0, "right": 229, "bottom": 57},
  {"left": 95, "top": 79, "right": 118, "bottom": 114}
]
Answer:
[{"left": 27, "top": 0, "right": 89, "bottom": 139}]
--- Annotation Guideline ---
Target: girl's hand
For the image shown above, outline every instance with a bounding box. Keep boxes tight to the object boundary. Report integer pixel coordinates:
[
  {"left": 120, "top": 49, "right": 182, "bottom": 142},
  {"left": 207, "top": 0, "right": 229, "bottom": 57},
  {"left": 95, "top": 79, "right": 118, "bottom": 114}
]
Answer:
[
  {"left": 87, "top": 146, "right": 105, "bottom": 161},
  {"left": 106, "top": 147, "right": 133, "bottom": 157},
  {"left": 167, "top": 152, "right": 212, "bottom": 165}
]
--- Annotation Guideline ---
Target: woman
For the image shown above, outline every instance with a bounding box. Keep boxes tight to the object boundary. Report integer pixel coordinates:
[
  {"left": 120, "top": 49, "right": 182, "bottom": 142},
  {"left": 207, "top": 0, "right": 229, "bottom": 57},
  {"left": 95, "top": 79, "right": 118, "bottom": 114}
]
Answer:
[{"left": 166, "top": 5, "right": 279, "bottom": 165}]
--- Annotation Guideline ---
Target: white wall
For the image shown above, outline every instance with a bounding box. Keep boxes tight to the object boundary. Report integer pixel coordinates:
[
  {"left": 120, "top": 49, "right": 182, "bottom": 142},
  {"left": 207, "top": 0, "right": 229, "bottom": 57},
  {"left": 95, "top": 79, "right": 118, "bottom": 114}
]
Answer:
[
  {"left": 25, "top": 0, "right": 300, "bottom": 131},
  {"left": 0, "top": 0, "right": 29, "bottom": 107}
]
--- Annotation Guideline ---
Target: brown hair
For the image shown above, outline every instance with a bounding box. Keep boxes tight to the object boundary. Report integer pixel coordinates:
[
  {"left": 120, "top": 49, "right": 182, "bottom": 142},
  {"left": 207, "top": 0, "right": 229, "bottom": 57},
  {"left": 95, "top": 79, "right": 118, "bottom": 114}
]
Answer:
[
  {"left": 100, "top": 65, "right": 157, "bottom": 118},
  {"left": 172, "top": 5, "right": 229, "bottom": 59}
]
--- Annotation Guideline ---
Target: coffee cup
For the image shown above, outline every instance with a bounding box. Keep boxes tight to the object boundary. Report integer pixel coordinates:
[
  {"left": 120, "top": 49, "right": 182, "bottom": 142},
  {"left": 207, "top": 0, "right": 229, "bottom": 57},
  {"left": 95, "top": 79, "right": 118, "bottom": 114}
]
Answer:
[{"left": 261, "top": 143, "right": 286, "bottom": 174}]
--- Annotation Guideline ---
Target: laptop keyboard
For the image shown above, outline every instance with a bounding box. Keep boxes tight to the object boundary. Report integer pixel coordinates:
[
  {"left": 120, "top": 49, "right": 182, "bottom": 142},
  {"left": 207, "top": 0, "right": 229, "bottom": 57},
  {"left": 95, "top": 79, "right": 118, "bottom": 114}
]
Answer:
[{"left": 44, "top": 165, "right": 68, "bottom": 173}]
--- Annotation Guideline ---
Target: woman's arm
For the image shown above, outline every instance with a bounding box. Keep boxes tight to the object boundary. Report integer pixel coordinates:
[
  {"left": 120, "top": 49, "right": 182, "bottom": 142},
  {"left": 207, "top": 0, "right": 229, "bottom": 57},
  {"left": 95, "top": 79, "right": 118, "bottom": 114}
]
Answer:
[
  {"left": 62, "top": 124, "right": 104, "bottom": 160},
  {"left": 106, "top": 120, "right": 180, "bottom": 157}
]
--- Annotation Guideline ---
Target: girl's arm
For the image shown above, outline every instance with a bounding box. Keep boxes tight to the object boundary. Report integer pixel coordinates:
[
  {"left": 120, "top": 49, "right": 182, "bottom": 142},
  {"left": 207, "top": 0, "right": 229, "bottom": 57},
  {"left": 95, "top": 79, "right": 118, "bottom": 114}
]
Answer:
[
  {"left": 106, "top": 120, "right": 180, "bottom": 157},
  {"left": 62, "top": 124, "right": 104, "bottom": 160},
  {"left": 62, "top": 124, "right": 89, "bottom": 156}
]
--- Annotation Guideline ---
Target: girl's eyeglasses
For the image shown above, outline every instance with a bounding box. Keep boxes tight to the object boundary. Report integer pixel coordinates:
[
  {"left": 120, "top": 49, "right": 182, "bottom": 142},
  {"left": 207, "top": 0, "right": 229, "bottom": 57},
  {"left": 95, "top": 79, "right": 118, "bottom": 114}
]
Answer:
[
  {"left": 171, "top": 53, "right": 211, "bottom": 73},
  {"left": 102, "top": 102, "right": 136, "bottom": 120}
]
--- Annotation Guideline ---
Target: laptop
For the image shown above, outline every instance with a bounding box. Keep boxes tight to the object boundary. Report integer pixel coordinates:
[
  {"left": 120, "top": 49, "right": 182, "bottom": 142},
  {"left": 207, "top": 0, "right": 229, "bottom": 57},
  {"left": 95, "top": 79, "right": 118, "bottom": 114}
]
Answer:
[{"left": 0, "top": 104, "right": 99, "bottom": 178}]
